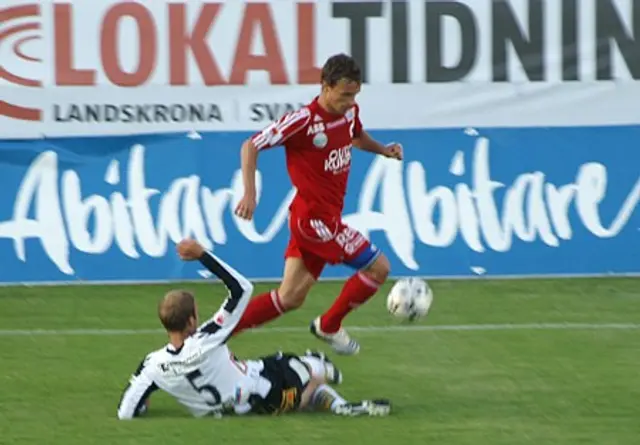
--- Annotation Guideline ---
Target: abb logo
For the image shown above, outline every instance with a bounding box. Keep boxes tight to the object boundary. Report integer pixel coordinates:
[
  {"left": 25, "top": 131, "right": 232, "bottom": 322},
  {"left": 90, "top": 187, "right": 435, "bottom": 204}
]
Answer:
[
  {"left": 0, "top": 1, "right": 324, "bottom": 122},
  {"left": 306, "top": 122, "right": 325, "bottom": 136}
]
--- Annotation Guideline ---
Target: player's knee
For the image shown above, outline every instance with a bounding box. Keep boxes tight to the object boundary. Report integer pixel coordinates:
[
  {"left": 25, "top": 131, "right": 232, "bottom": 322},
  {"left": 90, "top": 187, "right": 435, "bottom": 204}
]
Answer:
[
  {"left": 277, "top": 287, "right": 308, "bottom": 310},
  {"left": 300, "top": 377, "right": 323, "bottom": 410},
  {"left": 363, "top": 254, "right": 391, "bottom": 284}
]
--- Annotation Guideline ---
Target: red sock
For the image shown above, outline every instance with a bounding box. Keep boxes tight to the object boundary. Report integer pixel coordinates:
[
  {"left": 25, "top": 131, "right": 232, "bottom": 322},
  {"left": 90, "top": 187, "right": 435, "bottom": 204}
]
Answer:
[
  {"left": 320, "top": 272, "right": 381, "bottom": 333},
  {"left": 233, "top": 290, "right": 286, "bottom": 335}
]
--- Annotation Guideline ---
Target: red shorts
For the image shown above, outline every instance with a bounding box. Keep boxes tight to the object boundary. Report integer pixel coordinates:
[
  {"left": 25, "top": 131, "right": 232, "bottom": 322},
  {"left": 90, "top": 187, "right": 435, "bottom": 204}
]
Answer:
[{"left": 284, "top": 212, "right": 381, "bottom": 280}]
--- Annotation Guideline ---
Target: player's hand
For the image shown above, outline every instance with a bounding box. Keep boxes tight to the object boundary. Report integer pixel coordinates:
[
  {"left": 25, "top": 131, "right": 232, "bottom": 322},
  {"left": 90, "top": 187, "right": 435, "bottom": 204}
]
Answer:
[
  {"left": 384, "top": 143, "right": 403, "bottom": 160},
  {"left": 176, "top": 239, "right": 204, "bottom": 261},
  {"left": 234, "top": 194, "right": 257, "bottom": 220}
]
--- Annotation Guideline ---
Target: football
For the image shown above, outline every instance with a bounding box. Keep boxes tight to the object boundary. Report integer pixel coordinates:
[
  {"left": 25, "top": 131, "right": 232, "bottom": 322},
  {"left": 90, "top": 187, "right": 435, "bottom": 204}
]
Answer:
[{"left": 386, "top": 277, "right": 433, "bottom": 321}]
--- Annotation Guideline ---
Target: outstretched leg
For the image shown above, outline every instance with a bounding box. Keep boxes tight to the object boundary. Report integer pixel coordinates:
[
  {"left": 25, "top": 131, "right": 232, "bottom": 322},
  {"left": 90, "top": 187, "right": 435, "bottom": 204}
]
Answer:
[
  {"left": 297, "top": 351, "right": 391, "bottom": 417},
  {"left": 312, "top": 253, "right": 391, "bottom": 355}
]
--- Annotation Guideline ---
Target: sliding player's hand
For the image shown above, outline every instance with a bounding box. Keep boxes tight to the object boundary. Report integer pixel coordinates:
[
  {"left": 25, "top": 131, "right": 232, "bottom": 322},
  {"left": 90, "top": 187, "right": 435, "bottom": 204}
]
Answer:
[
  {"left": 234, "top": 194, "right": 257, "bottom": 220},
  {"left": 385, "top": 143, "right": 403, "bottom": 160},
  {"left": 177, "top": 239, "right": 204, "bottom": 261}
]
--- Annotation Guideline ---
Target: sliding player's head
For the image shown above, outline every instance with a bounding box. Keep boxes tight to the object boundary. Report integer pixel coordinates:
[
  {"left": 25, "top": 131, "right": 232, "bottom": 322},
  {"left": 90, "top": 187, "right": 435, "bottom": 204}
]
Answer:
[
  {"left": 158, "top": 290, "right": 198, "bottom": 336},
  {"left": 320, "top": 53, "right": 362, "bottom": 115}
]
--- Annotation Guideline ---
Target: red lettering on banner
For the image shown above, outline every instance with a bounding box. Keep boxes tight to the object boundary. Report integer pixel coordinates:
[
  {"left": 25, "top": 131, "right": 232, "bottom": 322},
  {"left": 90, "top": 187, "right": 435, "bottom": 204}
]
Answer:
[
  {"left": 297, "top": 3, "right": 321, "bottom": 84},
  {"left": 101, "top": 3, "right": 156, "bottom": 87},
  {"left": 54, "top": 4, "right": 96, "bottom": 86},
  {"left": 169, "top": 4, "right": 225, "bottom": 86},
  {"left": 50, "top": 2, "right": 322, "bottom": 87},
  {"left": 229, "top": 4, "right": 288, "bottom": 85}
]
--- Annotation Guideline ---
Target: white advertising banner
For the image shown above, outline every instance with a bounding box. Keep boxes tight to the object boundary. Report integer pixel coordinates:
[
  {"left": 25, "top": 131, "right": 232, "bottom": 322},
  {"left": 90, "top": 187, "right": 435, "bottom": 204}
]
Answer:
[{"left": 1, "top": 0, "right": 639, "bottom": 138}]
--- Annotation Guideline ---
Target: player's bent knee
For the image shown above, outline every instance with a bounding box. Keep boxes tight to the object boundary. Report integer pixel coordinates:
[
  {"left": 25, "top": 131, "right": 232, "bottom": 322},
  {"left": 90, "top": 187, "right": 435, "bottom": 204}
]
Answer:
[
  {"left": 299, "top": 377, "right": 323, "bottom": 410},
  {"left": 278, "top": 259, "right": 316, "bottom": 310},
  {"left": 362, "top": 253, "right": 391, "bottom": 284},
  {"left": 277, "top": 287, "right": 308, "bottom": 310}
]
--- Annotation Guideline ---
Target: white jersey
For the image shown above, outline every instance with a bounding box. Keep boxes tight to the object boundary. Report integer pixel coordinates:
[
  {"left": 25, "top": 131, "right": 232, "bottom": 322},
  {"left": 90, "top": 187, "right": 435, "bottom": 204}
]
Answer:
[{"left": 116, "top": 251, "right": 272, "bottom": 419}]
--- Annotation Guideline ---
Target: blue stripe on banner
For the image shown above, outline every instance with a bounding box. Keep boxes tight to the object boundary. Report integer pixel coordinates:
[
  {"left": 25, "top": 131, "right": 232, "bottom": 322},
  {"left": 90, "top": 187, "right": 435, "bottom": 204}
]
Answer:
[{"left": 0, "top": 125, "right": 638, "bottom": 283}]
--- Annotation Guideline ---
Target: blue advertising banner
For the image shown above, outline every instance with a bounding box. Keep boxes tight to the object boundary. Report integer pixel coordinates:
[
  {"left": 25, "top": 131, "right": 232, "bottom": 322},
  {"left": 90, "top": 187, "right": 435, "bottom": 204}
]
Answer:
[{"left": 0, "top": 126, "right": 638, "bottom": 284}]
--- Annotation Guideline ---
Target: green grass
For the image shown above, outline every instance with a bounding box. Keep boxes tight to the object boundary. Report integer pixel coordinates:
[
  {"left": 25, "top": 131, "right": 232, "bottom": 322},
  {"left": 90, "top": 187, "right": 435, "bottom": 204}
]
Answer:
[{"left": 1, "top": 277, "right": 639, "bottom": 445}]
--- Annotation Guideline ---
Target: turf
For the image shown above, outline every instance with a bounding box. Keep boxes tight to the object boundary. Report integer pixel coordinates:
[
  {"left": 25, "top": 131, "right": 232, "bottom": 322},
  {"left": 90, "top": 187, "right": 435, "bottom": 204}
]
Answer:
[{"left": 0, "top": 277, "right": 638, "bottom": 445}]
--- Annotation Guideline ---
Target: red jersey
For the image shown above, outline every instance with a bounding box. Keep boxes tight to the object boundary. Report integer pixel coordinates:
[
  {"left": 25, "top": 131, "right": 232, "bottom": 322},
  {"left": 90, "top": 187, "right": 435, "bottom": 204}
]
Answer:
[{"left": 250, "top": 97, "right": 363, "bottom": 218}]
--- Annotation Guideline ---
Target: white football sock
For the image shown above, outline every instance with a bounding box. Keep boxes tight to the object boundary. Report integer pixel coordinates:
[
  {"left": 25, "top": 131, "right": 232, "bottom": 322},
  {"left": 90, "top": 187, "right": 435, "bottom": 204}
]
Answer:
[{"left": 311, "top": 384, "right": 347, "bottom": 412}]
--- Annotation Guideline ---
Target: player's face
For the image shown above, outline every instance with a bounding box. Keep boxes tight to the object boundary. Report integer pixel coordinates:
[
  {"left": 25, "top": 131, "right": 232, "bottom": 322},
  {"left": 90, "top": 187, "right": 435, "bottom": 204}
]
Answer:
[{"left": 325, "top": 79, "right": 361, "bottom": 114}]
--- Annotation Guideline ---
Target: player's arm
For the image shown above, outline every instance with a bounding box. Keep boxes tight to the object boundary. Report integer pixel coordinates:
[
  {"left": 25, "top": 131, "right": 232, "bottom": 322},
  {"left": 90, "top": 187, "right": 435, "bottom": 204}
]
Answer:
[
  {"left": 235, "top": 108, "right": 311, "bottom": 220},
  {"left": 238, "top": 138, "right": 259, "bottom": 216},
  {"left": 197, "top": 249, "right": 254, "bottom": 342},
  {"left": 351, "top": 106, "right": 403, "bottom": 160},
  {"left": 116, "top": 356, "right": 158, "bottom": 420},
  {"left": 176, "top": 239, "right": 254, "bottom": 344},
  {"left": 352, "top": 130, "right": 391, "bottom": 156}
]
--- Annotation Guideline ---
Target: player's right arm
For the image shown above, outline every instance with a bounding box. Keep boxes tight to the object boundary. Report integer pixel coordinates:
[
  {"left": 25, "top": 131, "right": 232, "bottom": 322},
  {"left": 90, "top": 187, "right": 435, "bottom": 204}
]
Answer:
[
  {"left": 235, "top": 108, "right": 311, "bottom": 220},
  {"left": 117, "top": 355, "right": 158, "bottom": 420}
]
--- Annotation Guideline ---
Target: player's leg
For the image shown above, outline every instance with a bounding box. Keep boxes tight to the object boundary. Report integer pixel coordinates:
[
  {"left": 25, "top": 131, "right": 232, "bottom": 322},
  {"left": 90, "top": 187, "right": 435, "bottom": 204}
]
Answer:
[
  {"left": 298, "top": 352, "right": 391, "bottom": 416},
  {"left": 250, "top": 352, "right": 390, "bottom": 416},
  {"left": 299, "top": 350, "right": 343, "bottom": 385},
  {"left": 311, "top": 226, "right": 391, "bottom": 354},
  {"left": 248, "top": 353, "right": 317, "bottom": 414},
  {"left": 277, "top": 255, "right": 323, "bottom": 310},
  {"left": 232, "top": 241, "right": 322, "bottom": 335},
  {"left": 302, "top": 381, "right": 390, "bottom": 416},
  {"left": 318, "top": 252, "right": 390, "bottom": 332}
]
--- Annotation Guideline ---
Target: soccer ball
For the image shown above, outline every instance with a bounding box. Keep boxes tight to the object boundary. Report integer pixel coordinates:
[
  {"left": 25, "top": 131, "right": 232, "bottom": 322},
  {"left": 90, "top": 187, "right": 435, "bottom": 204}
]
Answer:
[{"left": 386, "top": 278, "right": 433, "bottom": 321}]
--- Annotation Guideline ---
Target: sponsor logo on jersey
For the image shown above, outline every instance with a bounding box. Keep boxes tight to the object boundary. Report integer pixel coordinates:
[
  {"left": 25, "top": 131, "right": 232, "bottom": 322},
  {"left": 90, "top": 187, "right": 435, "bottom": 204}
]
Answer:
[
  {"left": 307, "top": 122, "right": 325, "bottom": 135},
  {"left": 324, "top": 144, "right": 352, "bottom": 173},
  {"left": 312, "top": 132, "right": 328, "bottom": 148}
]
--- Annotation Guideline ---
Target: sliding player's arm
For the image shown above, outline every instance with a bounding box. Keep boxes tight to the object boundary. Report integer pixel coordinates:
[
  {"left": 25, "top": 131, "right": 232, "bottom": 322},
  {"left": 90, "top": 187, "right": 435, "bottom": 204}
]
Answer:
[
  {"left": 235, "top": 108, "right": 311, "bottom": 220},
  {"left": 117, "top": 356, "right": 158, "bottom": 420},
  {"left": 196, "top": 250, "right": 254, "bottom": 344}
]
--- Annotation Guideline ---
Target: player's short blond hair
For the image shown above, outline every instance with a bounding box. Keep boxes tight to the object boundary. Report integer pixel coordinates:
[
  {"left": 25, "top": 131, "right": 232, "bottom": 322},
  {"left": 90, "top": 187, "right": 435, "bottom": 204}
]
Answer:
[{"left": 158, "top": 290, "right": 196, "bottom": 332}]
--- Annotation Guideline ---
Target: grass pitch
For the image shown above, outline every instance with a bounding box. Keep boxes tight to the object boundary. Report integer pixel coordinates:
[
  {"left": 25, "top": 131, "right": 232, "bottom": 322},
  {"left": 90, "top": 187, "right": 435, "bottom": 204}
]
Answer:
[{"left": 1, "top": 277, "right": 638, "bottom": 445}]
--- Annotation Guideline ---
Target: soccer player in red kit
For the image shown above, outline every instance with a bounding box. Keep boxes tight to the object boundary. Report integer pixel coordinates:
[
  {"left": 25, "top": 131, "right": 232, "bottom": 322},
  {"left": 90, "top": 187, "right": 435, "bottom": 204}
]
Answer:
[{"left": 233, "top": 54, "right": 403, "bottom": 355}]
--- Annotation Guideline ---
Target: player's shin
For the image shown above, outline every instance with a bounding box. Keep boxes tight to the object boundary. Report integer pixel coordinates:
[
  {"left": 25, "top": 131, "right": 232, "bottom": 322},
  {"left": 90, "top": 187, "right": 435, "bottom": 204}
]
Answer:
[
  {"left": 232, "top": 290, "right": 286, "bottom": 335},
  {"left": 320, "top": 272, "right": 382, "bottom": 333},
  {"left": 309, "top": 384, "right": 348, "bottom": 412}
]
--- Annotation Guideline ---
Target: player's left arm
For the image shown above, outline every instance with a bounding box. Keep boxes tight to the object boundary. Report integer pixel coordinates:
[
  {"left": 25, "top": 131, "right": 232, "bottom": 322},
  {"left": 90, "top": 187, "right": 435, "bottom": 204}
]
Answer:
[
  {"left": 351, "top": 106, "right": 403, "bottom": 160},
  {"left": 117, "top": 356, "right": 158, "bottom": 420},
  {"left": 197, "top": 250, "right": 254, "bottom": 342}
]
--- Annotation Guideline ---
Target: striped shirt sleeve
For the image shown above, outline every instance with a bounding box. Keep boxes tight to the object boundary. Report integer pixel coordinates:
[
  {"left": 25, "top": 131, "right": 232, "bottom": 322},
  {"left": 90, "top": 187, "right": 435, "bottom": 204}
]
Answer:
[
  {"left": 250, "top": 107, "right": 311, "bottom": 150},
  {"left": 195, "top": 251, "right": 254, "bottom": 346},
  {"left": 117, "top": 356, "right": 158, "bottom": 420}
]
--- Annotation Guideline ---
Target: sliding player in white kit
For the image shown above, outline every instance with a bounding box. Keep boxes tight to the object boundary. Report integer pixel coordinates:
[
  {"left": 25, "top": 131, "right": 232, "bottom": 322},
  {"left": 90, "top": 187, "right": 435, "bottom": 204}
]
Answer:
[{"left": 116, "top": 239, "right": 390, "bottom": 419}]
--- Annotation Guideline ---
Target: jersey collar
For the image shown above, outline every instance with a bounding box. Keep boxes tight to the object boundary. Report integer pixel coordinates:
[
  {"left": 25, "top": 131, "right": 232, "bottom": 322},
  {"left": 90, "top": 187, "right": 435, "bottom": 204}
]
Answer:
[
  {"left": 309, "top": 96, "right": 344, "bottom": 121},
  {"left": 166, "top": 343, "right": 184, "bottom": 355}
]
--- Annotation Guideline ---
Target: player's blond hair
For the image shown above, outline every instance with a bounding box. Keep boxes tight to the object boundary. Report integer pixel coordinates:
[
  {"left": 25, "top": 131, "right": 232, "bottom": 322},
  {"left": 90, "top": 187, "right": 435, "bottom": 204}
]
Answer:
[{"left": 158, "top": 290, "right": 196, "bottom": 332}]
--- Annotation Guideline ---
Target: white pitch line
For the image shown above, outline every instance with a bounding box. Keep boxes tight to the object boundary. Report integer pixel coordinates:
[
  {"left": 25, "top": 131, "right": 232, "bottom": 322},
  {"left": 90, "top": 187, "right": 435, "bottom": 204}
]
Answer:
[{"left": 0, "top": 323, "right": 639, "bottom": 337}]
